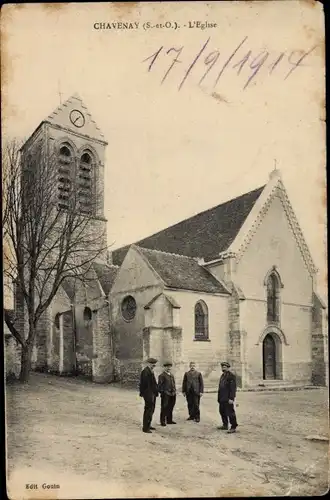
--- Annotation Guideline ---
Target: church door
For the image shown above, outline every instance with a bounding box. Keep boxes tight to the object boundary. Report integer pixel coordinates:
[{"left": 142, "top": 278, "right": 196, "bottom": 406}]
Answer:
[{"left": 263, "top": 334, "right": 276, "bottom": 380}]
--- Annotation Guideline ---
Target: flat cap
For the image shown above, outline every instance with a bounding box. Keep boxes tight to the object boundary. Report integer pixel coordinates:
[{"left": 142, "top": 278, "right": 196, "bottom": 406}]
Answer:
[
  {"left": 146, "top": 357, "right": 158, "bottom": 364},
  {"left": 163, "top": 361, "right": 173, "bottom": 367},
  {"left": 221, "top": 361, "right": 230, "bottom": 367}
]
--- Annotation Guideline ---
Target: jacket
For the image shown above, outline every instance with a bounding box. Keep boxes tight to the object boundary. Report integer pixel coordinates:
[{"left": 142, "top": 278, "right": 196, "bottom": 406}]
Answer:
[
  {"left": 182, "top": 370, "right": 204, "bottom": 395},
  {"left": 158, "top": 371, "right": 176, "bottom": 396},
  {"left": 217, "top": 371, "right": 237, "bottom": 403},
  {"left": 139, "top": 366, "right": 158, "bottom": 399}
]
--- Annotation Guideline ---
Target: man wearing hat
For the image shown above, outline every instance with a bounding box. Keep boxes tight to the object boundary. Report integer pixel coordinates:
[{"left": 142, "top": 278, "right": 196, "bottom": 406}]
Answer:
[
  {"left": 182, "top": 362, "right": 204, "bottom": 422},
  {"left": 158, "top": 362, "right": 177, "bottom": 426},
  {"left": 217, "top": 361, "right": 238, "bottom": 433},
  {"left": 139, "top": 357, "right": 159, "bottom": 433}
]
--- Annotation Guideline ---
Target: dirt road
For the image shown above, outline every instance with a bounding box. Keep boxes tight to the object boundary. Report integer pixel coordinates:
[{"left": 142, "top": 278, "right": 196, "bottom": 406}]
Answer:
[{"left": 6, "top": 373, "right": 329, "bottom": 498}]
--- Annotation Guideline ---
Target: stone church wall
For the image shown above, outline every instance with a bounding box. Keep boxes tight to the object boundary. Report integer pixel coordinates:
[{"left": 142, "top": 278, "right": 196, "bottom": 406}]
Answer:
[
  {"left": 92, "top": 303, "right": 113, "bottom": 383},
  {"left": 111, "top": 285, "right": 163, "bottom": 385},
  {"left": 236, "top": 193, "right": 314, "bottom": 385},
  {"left": 166, "top": 289, "right": 229, "bottom": 389},
  {"left": 48, "top": 285, "right": 72, "bottom": 372},
  {"left": 311, "top": 297, "right": 328, "bottom": 386},
  {"left": 110, "top": 246, "right": 165, "bottom": 385}
]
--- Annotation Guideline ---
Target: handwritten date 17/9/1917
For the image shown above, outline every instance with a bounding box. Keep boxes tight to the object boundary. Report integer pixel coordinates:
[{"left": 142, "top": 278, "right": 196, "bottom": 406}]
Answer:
[{"left": 142, "top": 37, "right": 316, "bottom": 91}]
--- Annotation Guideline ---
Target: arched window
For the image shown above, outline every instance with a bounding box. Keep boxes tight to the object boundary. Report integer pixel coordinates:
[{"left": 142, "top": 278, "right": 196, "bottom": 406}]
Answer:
[
  {"left": 83, "top": 307, "right": 92, "bottom": 322},
  {"left": 267, "top": 272, "right": 281, "bottom": 323},
  {"left": 194, "top": 301, "right": 209, "bottom": 340},
  {"left": 58, "top": 143, "right": 73, "bottom": 210},
  {"left": 78, "top": 151, "right": 93, "bottom": 215},
  {"left": 54, "top": 313, "right": 60, "bottom": 329}
]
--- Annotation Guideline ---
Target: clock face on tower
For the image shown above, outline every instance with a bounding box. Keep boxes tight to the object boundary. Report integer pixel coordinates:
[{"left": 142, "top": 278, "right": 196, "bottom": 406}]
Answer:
[{"left": 69, "top": 109, "right": 85, "bottom": 128}]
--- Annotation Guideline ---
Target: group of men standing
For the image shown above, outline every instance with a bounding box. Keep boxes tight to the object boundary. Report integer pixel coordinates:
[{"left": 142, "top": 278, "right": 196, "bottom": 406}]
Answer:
[{"left": 139, "top": 358, "right": 238, "bottom": 434}]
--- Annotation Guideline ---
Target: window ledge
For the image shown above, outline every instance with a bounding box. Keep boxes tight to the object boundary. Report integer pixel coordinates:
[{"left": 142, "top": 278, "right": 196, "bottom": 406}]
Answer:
[{"left": 194, "top": 338, "right": 211, "bottom": 342}]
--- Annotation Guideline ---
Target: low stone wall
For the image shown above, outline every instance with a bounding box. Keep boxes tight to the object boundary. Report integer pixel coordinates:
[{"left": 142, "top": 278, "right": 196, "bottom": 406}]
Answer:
[
  {"left": 118, "top": 358, "right": 142, "bottom": 387},
  {"left": 5, "top": 335, "right": 21, "bottom": 380}
]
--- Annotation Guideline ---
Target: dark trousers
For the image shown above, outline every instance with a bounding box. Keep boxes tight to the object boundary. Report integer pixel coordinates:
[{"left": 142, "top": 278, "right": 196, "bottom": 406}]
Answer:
[
  {"left": 186, "top": 390, "right": 201, "bottom": 420},
  {"left": 160, "top": 394, "right": 176, "bottom": 424},
  {"left": 219, "top": 402, "right": 237, "bottom": 429},
  {"left": 143, "top": 395, "right": 156, "bottom": 431}
]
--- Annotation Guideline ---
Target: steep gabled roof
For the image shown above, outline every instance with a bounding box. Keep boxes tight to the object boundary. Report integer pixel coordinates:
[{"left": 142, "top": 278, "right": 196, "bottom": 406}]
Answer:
[
  {"left": 92, "top": 262, "right": 119, "bottom": 295},
  {"left": 61, "top": 264, "right": 104, "bottom": 302},
  {"left": 136, "top": 246, "right": 230, "bottom": 295},
  {"left": 112, "top": 186, "right": 265, "bottom": 266},
  {"left": 61, "top": 279, "right": 76, "bottom": 301}
]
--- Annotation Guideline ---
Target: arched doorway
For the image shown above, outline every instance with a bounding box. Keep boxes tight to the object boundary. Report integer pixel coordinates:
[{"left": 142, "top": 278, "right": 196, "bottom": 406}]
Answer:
[{"left": 263, "top": 333, "right": 276, "bottom": 380}]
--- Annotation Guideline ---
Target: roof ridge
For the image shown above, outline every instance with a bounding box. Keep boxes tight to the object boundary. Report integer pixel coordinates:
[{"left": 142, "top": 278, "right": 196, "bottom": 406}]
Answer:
[
  {"left": 137, "top": 185, "right": 266, "bottom": 242},
  {"left": 95, "top": 262, "right": 120, "bottom": 269},
  {"left": 137, "top": 245, "right": 197, "bottom": 260},
  {"left": 112, "top": 184, "right": 266, "bottom": 266}
]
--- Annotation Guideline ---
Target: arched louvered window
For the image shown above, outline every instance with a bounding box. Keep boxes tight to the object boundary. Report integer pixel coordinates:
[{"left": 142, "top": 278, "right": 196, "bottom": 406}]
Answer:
[
  {"left": 194, "top": 300, "right": 209, "bottom": 340},
  {"left": 58, "top": 144, "right": 73, "bottom": 210},
  {"left": 54, "top": 313, "right": 60, "bottom": 330},
  {"left": 83, "top": 307, "right": 92, "bottom": 321},
  {"left": 267, "top": 272, "right": 281, "bottom": 323},
  {"left": 78, "top": 151, "right": 93, "bottom": 215}
]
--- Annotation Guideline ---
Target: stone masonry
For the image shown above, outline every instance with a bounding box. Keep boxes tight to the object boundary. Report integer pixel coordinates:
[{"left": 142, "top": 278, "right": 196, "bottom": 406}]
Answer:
[{"left": 227, "top": 283, "right": 243, "bottom": 387}]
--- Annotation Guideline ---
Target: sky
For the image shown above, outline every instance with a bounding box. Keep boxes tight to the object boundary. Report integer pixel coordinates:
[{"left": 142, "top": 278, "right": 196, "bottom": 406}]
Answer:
[{"left": 2, "top": 1, "right": 327, "bottom": 297}]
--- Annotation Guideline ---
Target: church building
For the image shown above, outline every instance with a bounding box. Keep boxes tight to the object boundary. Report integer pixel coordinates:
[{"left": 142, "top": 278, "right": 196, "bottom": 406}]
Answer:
[
  {"left": 109, "top": 171, "right": 328, "bottom": 390},
  {"left": 5, "top": 94, "right": 328, "bottom": 391}
]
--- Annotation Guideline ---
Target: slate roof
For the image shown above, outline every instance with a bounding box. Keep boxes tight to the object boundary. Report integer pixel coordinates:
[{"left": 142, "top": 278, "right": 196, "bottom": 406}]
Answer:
[
  {"left": 112, "top": 186, "right": 265, "bottom": 266},
  {"left": 61, "top": 264, "right": 106, "bottom": 301},
  {"left": 92, "top": 262, "right": 119, "bottom": 295},
  {"left": 61, "top": 278, "right": 76, "bottom": 301},
  {"left": 137, "top": 247, "right": 230, "bottom": 295}
]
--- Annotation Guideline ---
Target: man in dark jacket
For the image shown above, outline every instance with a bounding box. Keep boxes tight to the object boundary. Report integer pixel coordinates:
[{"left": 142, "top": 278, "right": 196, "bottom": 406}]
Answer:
[
  {"left": 182, "top": 362, "right": 204, "bottom": 422},
  {"left": 158, "top": 362, "right": 177, "bottom": 426},
  {"left": 217, "top": 361, "right": 238, "bottom": 433},
  {"left": 139, "top": 357, "right": 159, "bottom": 433}
]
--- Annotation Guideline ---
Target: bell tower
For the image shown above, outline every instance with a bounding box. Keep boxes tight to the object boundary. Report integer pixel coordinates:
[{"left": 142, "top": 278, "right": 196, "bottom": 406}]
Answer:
[{"left": 21, "top": 93, "right": 109, "bottom": 262}]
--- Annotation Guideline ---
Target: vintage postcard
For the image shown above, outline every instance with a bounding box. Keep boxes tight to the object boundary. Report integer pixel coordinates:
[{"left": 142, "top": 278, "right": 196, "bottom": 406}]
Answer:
[{"left": 2, "top": 1, "right": 328, "bottom": 498}]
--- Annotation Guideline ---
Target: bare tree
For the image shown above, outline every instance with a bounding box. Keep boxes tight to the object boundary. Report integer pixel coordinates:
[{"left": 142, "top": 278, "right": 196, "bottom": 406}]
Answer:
[{"left": 3, "top": 138, "right": 108, "bottom": 382}]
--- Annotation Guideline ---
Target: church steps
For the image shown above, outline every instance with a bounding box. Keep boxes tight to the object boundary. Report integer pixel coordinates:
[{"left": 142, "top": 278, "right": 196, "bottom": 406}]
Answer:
[{"left": 203, "top": 383, "right": 321, "bottom": 393}]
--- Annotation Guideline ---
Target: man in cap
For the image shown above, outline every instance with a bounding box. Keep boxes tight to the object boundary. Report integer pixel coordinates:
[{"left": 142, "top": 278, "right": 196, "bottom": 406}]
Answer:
[
  {"left": 182, "top": 362, "right": 204, "bottom": 422},
  {"left": 217, "top": 361, "right": 238, "bottom": 433},
  {"left": 139, "top": 357, "right": 159, "bottom": 433},
  {"left": 158, "top": 362, "right": 177, "bottom": 426}
]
